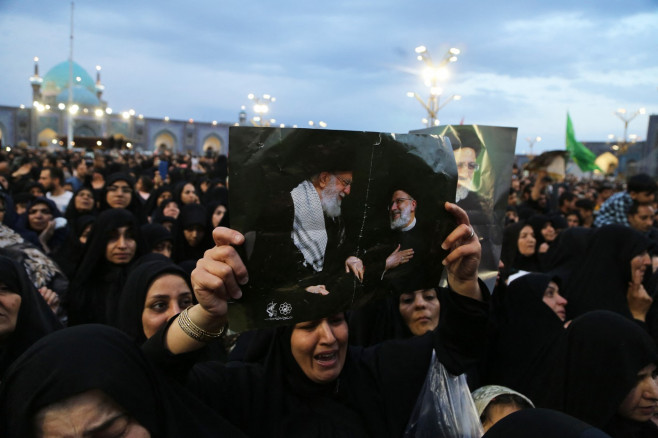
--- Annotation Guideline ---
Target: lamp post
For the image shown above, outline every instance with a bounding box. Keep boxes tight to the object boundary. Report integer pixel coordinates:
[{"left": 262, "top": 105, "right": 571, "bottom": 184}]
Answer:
[
  {"left": 407, "top": 45, "right": 461, "bottom": 127},
  {"left": 526, "top": 136, "right": 541, "bottom": 159},
  {"left": 248, "top": 93, "right": 276, "bottom": 127},
  {"left": 611, "top": 107, "right": 645, "bottom": 154}
]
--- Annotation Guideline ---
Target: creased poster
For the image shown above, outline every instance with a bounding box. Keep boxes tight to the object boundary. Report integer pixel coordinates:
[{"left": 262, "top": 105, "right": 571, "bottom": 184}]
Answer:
[
  {"left": 228, "top": 127, "right": 457, "bottom": 330},
  {"left": 411, "top": 125, "right": 517, "bottom": 291}
]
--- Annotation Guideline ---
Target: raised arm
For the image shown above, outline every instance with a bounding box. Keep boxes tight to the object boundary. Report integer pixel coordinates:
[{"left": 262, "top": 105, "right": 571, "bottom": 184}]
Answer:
[
  {"left": 165, "top": 227, "right": 247, "bottom": 354},
  {"left": 441, "top": 202, "right": 483, "bottom": 302}
]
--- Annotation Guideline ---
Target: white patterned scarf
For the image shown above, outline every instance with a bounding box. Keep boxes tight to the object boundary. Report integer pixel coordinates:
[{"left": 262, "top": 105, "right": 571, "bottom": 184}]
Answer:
[{"left": 290, "top": 180, "right": 327, "bottom": 272}]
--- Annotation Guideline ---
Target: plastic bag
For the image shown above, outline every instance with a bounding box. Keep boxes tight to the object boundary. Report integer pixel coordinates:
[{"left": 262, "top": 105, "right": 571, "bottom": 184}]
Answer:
[{"left": 404, "top": 350, "right": 483, "bottom": 438}]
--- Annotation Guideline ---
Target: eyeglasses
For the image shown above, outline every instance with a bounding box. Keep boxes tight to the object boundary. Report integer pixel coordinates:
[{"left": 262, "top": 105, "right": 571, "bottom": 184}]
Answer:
[
  {"left": 457, "top": 162, "right": 480, "bottom": 171},
  {"left": 389, "top": 197, "right": 413, "bottom": 208},
  {"left": 107, "top": 185, "right": 133, "bottom": 194},
  {"left": 334, "top": 174, "right": 352, "bottom": 187}
]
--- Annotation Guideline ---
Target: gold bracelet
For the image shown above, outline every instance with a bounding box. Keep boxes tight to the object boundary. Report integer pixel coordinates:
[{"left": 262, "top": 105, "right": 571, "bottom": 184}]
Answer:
[{"left": 177, "top": 306, "right": 225, "bottom": 343}]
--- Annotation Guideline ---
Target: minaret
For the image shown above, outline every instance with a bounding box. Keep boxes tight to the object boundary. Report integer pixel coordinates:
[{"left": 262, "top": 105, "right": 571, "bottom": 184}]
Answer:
[
  {"left": 95, "top": 65, "right": 105, "bottom": 100},
  {"left": 30, "top": 56, "right": 43, "bottom": 102}
]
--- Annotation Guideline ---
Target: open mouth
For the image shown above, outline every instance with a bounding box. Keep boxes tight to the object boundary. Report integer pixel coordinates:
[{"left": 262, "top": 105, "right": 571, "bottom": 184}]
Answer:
[{"left": 314, "top": 351, "right": 338, "bottom": 367}]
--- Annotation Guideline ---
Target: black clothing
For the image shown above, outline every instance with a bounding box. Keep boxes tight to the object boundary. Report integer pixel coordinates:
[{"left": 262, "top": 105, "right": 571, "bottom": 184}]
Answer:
[
  {"left": 483, "top": 408, "right": 612, "bottom": 438},
  {"left": 0, "top": 256, "right": 62, "bottom": 377},
  {"left": 563, "top": 225, "right": 654, "bottom": 320},
  {"left": 540, "top": 311, "right": 658, "bottom": 436},
  {"left": 14, "top": 197, "right": 68, "bottom": 254},
  {"left": 0, "top": 325, "right": 244, "bottom": 438},
  {"left": 144, "top": 288, "right": 488, "bottom": 438},
  {"left": 66, "top": 208, "right": 140, "bottom": 326},
  {"left": 485, "top": 273, "right": 564, "bottom": 400},
  {"left": 499, "top": 222, "right": 541, "bottom": 276},
  {"left": 118, "top": 259, "right": 190, "bottom": 344},
  {"left": 173, "top": 203, "right": 211, "bottom": 263},
  {"left": 99, "top": 172, "right": 147, "bottom": 224}
]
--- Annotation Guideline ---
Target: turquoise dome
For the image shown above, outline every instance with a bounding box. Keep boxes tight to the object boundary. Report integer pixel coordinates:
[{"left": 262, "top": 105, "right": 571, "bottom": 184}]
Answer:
[
  {"left": 42, "top": 61, "right": 96, "bottom": 96},
  {"left": 55, "top": 85, "right": 100, "bottom": 107}
]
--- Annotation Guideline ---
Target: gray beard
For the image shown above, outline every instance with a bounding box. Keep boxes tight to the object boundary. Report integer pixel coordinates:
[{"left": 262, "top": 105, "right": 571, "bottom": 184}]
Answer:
[
  {"left": 390, "top": 204, "right": 412, "bottom": 230},
  {"left": 455, "top": 185, "right": 470, "bottom": 203},
  {"left": 320, "top": 177, "right": 343, "bottom": 218}
]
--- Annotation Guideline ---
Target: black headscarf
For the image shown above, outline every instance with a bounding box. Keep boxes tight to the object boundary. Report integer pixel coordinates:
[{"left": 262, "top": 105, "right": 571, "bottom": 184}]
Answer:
[
  {"left": 564, "top": 225, "right": 655, "bottom": 320},
  {"left": 173, "top": 181, "right": 197, "bottom": 206},
  {"left": 117, "top": 260, "right": 190, "bottom": 344},
  {"left": 63, "top": 186, "right": 97, "bottom": 223},
  {"left": 541, "top": 310, "right": 658, "bottom": 434},
  {"left": 14, "top": 197, "right": 67, "bottom": 253},
  {"left": 144, "top": 184, "right": 172, "bottom": 217},
  {"left": 483, "top": 408, "right": 612, "bottom": 438},
  {"left": 51, "top": 214, "right": 95, "bottom": 279},
  {"left": 0, "top": 324, "right": 244, "bottom": 438},
  {"left": 140, "top": 222, "right": 173, "bottom": 254},
  {"left": 173, "top": 203, "right": 212, "bottom": 263},
  {"left": 99, "top": 172, "right": 146, "bottom": 223},
  {"left": 0, "top": 256, "right": 62, "bottom": 376},
  {"left": 66, "top": 208, "right": 140, "bottom": 326},
  {"left": 540, "top": 226, "right": 595, "bottom": 285},
  {"left": 499, "top": 222, "right": 541, "bottom": 277},
  {"left": 486, "top": 273, "right": 565, "bottom": 400}
]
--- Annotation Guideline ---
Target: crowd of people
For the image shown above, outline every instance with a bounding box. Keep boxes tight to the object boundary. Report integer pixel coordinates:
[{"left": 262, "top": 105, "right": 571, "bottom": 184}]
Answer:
[{"left": 0, "top": 145, "right": 657, "bottom": 437}]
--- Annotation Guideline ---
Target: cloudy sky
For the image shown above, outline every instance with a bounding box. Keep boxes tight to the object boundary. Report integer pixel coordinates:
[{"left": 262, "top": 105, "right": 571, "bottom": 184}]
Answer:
[{"left": 1, "top": 0, "right": 656, "bottom": 154}]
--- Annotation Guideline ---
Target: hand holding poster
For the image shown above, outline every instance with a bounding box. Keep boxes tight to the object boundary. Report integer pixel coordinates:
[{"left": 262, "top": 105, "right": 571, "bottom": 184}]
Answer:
[{"left": 227, "top": 127, "right": 458, "bottom": 330}]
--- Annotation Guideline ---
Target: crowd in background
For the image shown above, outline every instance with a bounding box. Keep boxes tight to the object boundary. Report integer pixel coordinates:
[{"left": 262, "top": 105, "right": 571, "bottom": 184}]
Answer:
[{"left": 0, "top": 145, "right": 657, "bottom": 437}]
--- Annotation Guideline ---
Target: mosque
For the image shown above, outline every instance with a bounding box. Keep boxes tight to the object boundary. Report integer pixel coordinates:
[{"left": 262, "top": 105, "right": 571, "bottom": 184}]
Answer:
[{"left": 0, "top": 58, "right": 237, "bottom": 156}]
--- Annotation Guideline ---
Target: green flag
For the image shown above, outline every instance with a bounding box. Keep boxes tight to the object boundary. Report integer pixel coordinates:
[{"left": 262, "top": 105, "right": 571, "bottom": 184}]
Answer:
[{"left": 566, "top": 113, "right": 601, "bottom": 172}]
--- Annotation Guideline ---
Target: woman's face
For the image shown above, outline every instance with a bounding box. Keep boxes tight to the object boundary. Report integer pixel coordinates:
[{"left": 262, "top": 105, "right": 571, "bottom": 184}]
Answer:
[
  {"left": 156, "top": 191, "right": 172, "bottom": 207},
  {"left": 617, "top": 363, "right": 658, "bottom": 423},
  {"left": 517, "top": 225, "right": 536, "bottom": 256},
  {"left": 162, "top": 201, "right": 179, "bottom": 219},
  {"left": 27, "top": 202, "right": 53, "bottom": 232},
  {"left": 180, "top": 183, "right": 198, "bottom": 205},
  {"left": 398, "top": 288, "right": 440, "bottom": 336},
  {"left": 79, "top": 224, "right": 93, "bottom": 245},
  {"left": 566, "top": 214, "right": 580, "bottom": 228},
  {"left": 105, "top": 180, "right": 133, "bottom": 209},
  {"left": 105, "top": 226, "right": 137, "bottom": 265},
  {"left": 142, "top": 274, "right": 193, "bottom": 339},
  {"left": 290, "top": 314, "right": 348, "bottom": 384},
  {"left": 0, "top": 282, "right": 21, "bottom": 341},
  {"left": 542, "top": 281, "right": 567, "bottom": 321},
  {"left": 75, "top": 189, "right": 95, "bottom": 212},
  {"left": 183, "top": 225, "right": 205, "bottom": 247},
  {"left": 541, "top": 223, "right": 556, "bottom": 242},
  {"left": 631, "top": 252, "right": 651, "bottom": 279},
  {"left": 152, "top": 241, "right": 173, "bottom": 259},
  {"left": 35, "top": 389, "right": 150, "bottom": 438},
  {"left": 211, "top": 205, "right": 227, "bottom": 228}
]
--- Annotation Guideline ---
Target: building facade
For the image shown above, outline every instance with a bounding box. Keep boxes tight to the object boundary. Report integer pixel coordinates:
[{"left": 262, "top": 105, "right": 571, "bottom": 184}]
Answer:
[{"left": 0, "top": 59, "right": 231, "bottom": 156}]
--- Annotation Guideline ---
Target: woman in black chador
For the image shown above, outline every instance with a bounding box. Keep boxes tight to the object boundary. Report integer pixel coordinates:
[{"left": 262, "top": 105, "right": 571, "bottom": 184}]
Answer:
[
  {"left": 0, "top": 325, "right": 244, "bottom": 438},
  {"left": 143, "top": 203, "right": 488, "bottom": 438},
  {"left": 65, "top": 208, "right": 140, "bottom": 326}
]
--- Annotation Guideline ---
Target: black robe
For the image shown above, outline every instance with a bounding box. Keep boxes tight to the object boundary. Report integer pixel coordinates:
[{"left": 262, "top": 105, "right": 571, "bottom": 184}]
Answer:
[
  {"left": 0, "top": 325, "right": 244, "bottom": 438},
  {"left": 540, "top": 311, "right": 658, "bottom": 437},
  {"left": 144, "top": 288, "right": 488, "bottom": 438}
]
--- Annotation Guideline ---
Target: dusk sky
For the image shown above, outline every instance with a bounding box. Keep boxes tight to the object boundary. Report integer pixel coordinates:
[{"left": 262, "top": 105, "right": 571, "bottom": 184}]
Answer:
[{"left": 1, "top": 0, "right": 656, "bottom": 155}]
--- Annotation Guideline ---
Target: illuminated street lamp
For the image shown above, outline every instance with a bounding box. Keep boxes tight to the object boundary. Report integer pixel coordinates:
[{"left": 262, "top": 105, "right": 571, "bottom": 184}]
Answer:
[
  {"left": 611, "top": 107, "right": 646, "bottom": 154},
  {"left": 408, "top": 46, "right": 461, "bottom": 127},
  {"left": 248, "top": 93, "right": 276, "bottom": 127},
  {"left": 308, "top": 121, "right": 328, "bottom": 128}
]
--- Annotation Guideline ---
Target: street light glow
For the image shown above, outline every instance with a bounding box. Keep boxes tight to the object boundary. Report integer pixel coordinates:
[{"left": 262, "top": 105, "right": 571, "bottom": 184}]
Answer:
[
  {"left": 415, "top": 45, "right": 427, "bottom": 54},
  {"left": 449, "top": 48, "right": 460, "bottom": 55},
  {"left": 95, "top": 109, "right": 104, "bottom": 117}
]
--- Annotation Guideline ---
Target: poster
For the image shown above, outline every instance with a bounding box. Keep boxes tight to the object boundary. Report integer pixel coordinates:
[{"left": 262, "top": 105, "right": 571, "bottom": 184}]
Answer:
[
  {"left": 228, "top": 127, "right": 457, "bottom": 330},
  {"left": 411, "top": 125, "right": 518, "bottom": 290}
]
